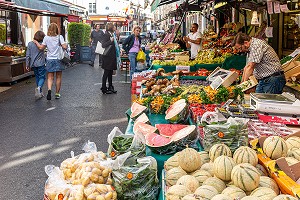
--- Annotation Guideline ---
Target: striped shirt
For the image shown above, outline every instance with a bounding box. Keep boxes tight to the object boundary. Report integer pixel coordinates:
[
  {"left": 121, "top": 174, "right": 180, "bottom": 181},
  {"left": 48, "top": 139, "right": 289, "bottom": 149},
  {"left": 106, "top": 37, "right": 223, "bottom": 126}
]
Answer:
[{"left": 247, "top": 37, "right": 282, "bottom": 80}]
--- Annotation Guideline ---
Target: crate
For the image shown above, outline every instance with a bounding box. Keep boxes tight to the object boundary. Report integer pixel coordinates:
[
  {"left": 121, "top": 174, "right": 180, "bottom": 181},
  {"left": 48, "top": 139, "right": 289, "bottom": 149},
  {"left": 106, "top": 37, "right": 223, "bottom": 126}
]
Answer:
[{"left": 282, "top": 54, "right": 300, "bottom": 79}]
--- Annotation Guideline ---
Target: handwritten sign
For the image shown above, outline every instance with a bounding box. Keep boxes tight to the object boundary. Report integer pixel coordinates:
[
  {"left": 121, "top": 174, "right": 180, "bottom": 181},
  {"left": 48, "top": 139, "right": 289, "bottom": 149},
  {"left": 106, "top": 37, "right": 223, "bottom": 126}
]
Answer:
[
  {"left": 265, "top": 27, "right": 273, "bottom": 38},
  {"left": 280, "top": 4, "right": 290, "bottom": 13},
  {"left": 274, "top": 1, "right": 281, "bottom": 14},
  {"left": 176, "top": 65, "right": 190, "bottom": 72},
  {"left": 267, "top": 1, "right": 273, "bottom": 14}
]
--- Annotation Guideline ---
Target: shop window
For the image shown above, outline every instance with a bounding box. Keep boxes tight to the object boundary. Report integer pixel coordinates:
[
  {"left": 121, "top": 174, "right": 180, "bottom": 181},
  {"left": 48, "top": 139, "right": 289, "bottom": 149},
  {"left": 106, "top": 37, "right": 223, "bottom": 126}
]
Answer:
[
  {"left": 283, "top": 13, "right": 300, "bottom": 55},
  {"left": 89, "top": 3, "right": 96, "bottom": 14}
]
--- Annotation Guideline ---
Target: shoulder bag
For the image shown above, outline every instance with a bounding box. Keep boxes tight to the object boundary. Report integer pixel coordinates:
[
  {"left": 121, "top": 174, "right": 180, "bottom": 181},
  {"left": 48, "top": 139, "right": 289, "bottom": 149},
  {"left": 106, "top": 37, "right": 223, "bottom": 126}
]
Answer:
[{"left": 57, "top": 35, "right": 70, "bottom": 64}]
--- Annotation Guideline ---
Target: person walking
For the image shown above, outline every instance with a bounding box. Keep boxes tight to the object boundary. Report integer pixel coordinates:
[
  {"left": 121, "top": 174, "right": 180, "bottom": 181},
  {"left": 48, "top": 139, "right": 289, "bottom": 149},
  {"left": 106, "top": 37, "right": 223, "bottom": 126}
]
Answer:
[
  {"left": 232, "top": 32, "right": 286, "bottom": 94},
  {"left": 100, "top": 23, "right": 118, "bottom": 94},
  {"left": 183, "top": 23, "right": 202, "bottom": 60},
  {"left": 122, "top": 26, "right": 142, "bottom": 80},
  {"left": 33, "top": 23, "right": 68, "bottom": 100},
  {"left": 26, "top": 31, "right": 47, "bottom": 99},
  {"left": 90, "top": 24, "right": 104, "bottom": 67}
]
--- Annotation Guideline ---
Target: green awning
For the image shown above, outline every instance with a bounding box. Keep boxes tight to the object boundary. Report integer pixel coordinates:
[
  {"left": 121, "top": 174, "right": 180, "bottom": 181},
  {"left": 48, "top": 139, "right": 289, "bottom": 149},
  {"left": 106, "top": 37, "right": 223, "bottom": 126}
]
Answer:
[{"left": 151, "top": 0, "right": 180, "bottom": 12}]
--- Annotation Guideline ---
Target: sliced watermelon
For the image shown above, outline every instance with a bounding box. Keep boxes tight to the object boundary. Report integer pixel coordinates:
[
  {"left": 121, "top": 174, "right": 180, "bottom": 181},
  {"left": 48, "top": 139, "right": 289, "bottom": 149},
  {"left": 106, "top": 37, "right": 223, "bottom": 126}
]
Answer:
[
  {"left": 133, "top": 122, "right": 158, "bottom": 136},
  {"left": 145, "top": 132, "right": 173, "bottom": 154},
  {"left": 130, "top": 102, "right": 147, "bottom": 120},
  {"left": 155, "top": 124, "right": 189, "bottom": 138},
  {"left": 165, "top": 99, "right": 189, "bottom": 124},
  {"left": 171, "top": 125, "right": 199, "bottom": 152},
  {"left": 134, "top": 113, "right": 150, "bottom": 125}
]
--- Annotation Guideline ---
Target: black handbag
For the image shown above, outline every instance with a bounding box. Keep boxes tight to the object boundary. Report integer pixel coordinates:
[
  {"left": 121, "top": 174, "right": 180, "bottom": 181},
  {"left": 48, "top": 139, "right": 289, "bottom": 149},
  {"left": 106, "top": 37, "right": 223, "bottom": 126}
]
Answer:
[{"left": 103, "top": 45, "right": 113, "bottom": 56}]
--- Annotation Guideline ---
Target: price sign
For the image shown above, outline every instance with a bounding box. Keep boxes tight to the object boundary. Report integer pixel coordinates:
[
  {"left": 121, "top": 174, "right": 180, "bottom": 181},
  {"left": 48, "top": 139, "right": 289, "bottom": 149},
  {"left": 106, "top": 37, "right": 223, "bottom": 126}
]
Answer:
[
  {"left": 274, "top": 1, "right": 281, "bottom": 14},
  {"left": 176, "top": 65, "right": 190, "bottom": 72}
]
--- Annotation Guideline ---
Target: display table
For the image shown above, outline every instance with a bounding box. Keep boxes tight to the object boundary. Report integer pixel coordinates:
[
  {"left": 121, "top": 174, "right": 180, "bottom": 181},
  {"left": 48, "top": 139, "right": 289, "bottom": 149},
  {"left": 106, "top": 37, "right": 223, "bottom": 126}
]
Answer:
[{"left": 0, "top": 56, "right": 33, "bottom": 83}]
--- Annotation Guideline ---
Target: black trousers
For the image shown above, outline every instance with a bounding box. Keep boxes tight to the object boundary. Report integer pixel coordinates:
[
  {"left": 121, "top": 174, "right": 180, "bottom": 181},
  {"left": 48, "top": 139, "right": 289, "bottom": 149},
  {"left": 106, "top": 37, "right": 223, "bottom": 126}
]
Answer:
[{"left": 102, "top": 69, "right": 113, "bottom": 90}]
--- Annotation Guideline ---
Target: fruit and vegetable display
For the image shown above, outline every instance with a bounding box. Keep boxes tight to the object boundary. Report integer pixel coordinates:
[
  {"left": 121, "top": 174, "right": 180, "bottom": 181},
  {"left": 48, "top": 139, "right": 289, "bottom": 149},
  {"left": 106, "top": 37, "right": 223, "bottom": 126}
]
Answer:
[
  {"left": 0, "top": 44, "right": 26, "bottom": 56},
  {"left": 163, "top": 144, "right": 300, "bottom": 200}
]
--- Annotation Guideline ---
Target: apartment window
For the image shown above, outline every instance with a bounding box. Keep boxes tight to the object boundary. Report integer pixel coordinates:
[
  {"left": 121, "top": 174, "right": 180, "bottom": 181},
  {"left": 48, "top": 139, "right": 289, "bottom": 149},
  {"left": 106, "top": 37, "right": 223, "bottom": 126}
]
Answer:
[{"left": 89, "top": 3, "right": 96, "bottom": 13}]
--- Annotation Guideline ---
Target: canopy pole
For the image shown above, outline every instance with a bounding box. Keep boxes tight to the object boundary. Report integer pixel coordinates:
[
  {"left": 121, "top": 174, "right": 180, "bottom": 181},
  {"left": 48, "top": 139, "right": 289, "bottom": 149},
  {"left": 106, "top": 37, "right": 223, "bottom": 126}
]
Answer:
[{"left": 173, "top": 10, "right": 187, "bottom": 43}]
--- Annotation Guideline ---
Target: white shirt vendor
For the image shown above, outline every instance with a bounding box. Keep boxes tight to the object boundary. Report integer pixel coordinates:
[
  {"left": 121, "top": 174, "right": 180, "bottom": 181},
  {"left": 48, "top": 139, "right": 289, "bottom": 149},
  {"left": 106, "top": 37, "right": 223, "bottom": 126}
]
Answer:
[
  {"left": 188, "top": 32, "right": 202, "bottom": 59},
  {"left": 183, "top": 23, "right": 202, "bottom": 60}
]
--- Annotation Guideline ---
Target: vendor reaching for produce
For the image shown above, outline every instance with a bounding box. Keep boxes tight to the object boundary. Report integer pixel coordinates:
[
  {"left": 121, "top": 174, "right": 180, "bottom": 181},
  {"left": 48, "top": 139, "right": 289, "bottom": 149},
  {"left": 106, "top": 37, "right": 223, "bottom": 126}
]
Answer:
[
  {"left": 183, "top": 23, "right": 202, "bottom": 60},
  {"left": 232, "top": 33, "right": 286, "bottom": 94}
]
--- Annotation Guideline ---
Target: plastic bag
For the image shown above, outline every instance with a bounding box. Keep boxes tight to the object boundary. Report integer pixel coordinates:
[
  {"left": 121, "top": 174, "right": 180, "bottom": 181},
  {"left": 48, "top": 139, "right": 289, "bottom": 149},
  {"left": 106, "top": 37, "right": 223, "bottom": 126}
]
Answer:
[
  {"left": 83, "top": 183, "right": 117, "bottom": 200},
  {"left": 202, "top": 117, "right": 249, "bottom": 152},
  {"left": 112, "top": 154, "right": 159, "bottom": 200},
  {"left": 136, "top": 50, "right": 146, "bottom": 62},
  {"left": 107, "top": 127, "right": 146, "bottom": 165},
  {"left": 44, "top": 165, "right": 72, "bottom": 200},
  {"left": 136, "top": 61, "right": 147, "bottom": 71}
]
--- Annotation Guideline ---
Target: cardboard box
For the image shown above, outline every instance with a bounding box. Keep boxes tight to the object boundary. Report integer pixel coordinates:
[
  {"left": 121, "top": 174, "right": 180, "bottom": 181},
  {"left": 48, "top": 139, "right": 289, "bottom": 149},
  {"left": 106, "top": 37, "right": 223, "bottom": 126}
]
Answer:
[
  {"left": 175, "top": 55, "right": 190, "bottom": 61},
  {"left": 282, "top": 54, "right": 300, "bottom": 78},
  {"left": 238, "top": 76, "right": 258, "bottom": 92},
  {"left": 207, "top": 67, "right": 239, "bottom": 89}
]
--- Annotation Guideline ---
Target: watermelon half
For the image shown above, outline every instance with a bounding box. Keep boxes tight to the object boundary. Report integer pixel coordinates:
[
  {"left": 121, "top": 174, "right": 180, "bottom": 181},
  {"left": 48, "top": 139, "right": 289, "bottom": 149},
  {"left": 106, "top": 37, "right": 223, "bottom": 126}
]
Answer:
[
  {"left": 133, "top": 122, "right": 158, "bottom": 136},
  {"left": 130, "top": 102, "right": 147, "bottom": 120},
  {"left": 155, "top": 124, "right": 189, "bottom": 138},
  {"left": 145, "top": 132, "right": 173, "bottom": 154},
  {"left": 165, "top": 99, "right": 189, "bottom": 124}
]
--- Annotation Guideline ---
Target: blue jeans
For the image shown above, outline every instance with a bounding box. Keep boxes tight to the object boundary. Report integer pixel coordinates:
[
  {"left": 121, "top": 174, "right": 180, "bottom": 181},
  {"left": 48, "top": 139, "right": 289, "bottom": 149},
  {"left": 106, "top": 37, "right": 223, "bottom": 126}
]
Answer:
[
  {"left": 128, "top": 52, "right": 138, "bottom": 80},
  {"left": 33, "top": 66, "right": 46, "bottom": 91},
  {"left": 256, "top": 74, "right": 286, "bottom": 94}
]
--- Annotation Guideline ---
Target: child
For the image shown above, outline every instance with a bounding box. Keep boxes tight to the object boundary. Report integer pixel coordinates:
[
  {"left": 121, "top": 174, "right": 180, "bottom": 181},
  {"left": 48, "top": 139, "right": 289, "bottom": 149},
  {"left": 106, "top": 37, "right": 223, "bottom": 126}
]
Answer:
[{"left": 26, "top": 31, "right": 46, "bottom": 99}]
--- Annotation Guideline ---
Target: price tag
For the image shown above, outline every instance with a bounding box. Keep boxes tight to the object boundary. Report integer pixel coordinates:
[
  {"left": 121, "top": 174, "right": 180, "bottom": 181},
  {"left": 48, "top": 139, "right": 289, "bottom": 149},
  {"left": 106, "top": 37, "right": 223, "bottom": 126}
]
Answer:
[
  {"left": 176, "top": 65, "right": 190, "bottom": 72},
  {"left": 267, "top": 1, "right": 273, "bottom": 14},
  {"left": 274, "top": 1, "right": 281, "bottom": 14},
  {"left": 265, "top": 27, "right": 273, "bottom": 38},
  {"left": 280, "top": 4, "right": 290, "bottom": 13}
]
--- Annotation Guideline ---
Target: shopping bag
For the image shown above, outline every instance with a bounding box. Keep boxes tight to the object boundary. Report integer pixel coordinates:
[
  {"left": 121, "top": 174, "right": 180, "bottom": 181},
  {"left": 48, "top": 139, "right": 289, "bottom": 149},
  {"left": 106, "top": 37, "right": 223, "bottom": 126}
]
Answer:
[
  {"left": 95, "top": 41, "right": 104, "bottom": 54},
  {"left": 136, "top": 50, "right": 146, "bottom": 62},
  {"left": 136, "top": 61, "right": 146, "bottom": 71}
]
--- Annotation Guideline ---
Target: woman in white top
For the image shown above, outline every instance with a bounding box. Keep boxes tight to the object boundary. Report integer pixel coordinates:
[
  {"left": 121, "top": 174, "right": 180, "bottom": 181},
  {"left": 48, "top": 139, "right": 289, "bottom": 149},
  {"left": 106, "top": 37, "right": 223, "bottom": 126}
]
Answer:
[{"left": 34, "top": 23, "right": 68, "bottom": 100}]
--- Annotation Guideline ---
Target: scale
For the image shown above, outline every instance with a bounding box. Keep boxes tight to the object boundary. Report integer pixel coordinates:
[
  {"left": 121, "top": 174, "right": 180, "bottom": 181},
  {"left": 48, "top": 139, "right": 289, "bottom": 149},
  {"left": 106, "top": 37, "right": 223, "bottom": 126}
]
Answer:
[{"left": 250, "top": 93, "right": 300, "bottom": 117}]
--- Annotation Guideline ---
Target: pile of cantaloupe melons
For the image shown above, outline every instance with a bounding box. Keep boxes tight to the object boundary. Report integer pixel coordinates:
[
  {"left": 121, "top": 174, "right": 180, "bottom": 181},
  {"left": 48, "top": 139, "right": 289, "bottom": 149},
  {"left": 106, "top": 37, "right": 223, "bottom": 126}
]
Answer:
[{"left": 164, "top": 143, "right": 298, "bottom": 200}]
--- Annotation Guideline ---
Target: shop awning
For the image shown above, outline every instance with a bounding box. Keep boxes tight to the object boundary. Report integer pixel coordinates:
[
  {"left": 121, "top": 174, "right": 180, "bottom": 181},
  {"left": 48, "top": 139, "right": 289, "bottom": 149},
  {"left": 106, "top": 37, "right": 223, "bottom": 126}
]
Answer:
[
  {"left": 12, "top": 0, "right": 69, "bottom": 15},
  {"left": 151, "top": 0, "right": 180, "bottom": 12}
]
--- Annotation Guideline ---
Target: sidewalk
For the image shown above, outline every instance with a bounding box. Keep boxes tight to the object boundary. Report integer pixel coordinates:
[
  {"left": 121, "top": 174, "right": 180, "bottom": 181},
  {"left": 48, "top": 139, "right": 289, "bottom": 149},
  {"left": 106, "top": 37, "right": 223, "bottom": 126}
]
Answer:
[{"left": 0, "top": 61, "right": 131, "bottom": 199}]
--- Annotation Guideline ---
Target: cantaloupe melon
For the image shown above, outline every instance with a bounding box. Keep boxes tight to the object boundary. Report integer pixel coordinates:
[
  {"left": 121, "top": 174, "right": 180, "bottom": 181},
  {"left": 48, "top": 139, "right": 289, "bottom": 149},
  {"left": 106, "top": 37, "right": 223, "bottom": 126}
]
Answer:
[
  {"left": 285, "top": 157, "right": 299, "bottom": 166},
  {"left": 231, "top": 163, "right": 260, "bottom": 192},
  {"left": 179, "top": 148, "right": 202, "bottom": 173},
  {"left": 200, "top": 162, "right": 214, "bottom": 176},
  {"left": 194, "top": 185, "right": 219, "bottom": 199},
  {"left": 241, "top": 196, "right": 260, "bottom": 200},
  {"left": 209, "top": 144, "right": 232, "bottom": 161},
  {"left": 164, "top": 153, "right": 180, "bottom": 171},
  {"left": 273, "top": 194, "right": 298, "bottom": 200},
  {"left": 287, "top": 148, "right": 300, "bottom": 161},
  {"left": 182, "top": 194, "right": 202, "bottom": 200},
  {"left": 176, "top": 175, "right": 200, "bottom": 193},
  {"left": 191, "top": 169, "right": 212, "bottom": 186},
  {"left": 256, "top": 164, "right": 268, "bottom": 176},
  {"left": 198, "top": 151, "right": 210, "bottom": 164},
  {"left": 250, "top": 187, "right": 277, "bottom": 200},
  {"left": 258, "top": 176, "right": 279, "bottom": 195},
  {"left": 202, "top": 177, "right": 226, "bottom": 193},
  {"left": 211, "top": 194, "right": 234, "bottom": 200},
  {"left": 233, "top": 146, "right": 258, "bottom": 166},
  {"left": 221, "top": 185, "right": 246, "bottom": 199},
  {"left": 166, "top": 167, "right": 187, "bottom": 186},
  {"left": 214, "top": 155, "right": 236, "bottom": 181},
  {"left": 166, "top": 185, "right": 192, "bottom": 200},
  {"left": 286, "top": 136, "right": 300, "bottom": 150},
  {"left": 263, "top": 136, "right": 288, "bottom": 160}
]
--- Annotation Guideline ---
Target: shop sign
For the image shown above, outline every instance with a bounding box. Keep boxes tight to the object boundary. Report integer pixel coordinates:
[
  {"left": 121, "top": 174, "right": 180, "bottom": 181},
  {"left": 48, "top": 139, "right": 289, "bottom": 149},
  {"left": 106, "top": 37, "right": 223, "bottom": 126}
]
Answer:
[
  {"left": 176, "top": 65, "right": 190, "bottom": 72},
  {"left": 68, "top": 15, "right": 79, "bottom": 22},
  {"left": 85, "top": 20, "right": 91, "bottom": 24}
]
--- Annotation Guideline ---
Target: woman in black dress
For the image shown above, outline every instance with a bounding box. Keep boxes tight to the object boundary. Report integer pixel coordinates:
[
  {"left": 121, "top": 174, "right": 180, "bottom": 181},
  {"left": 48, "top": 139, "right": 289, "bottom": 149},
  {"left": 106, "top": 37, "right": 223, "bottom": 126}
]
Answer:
[{"left": 101, "top": 23, "right": 118, "bottom": 94}]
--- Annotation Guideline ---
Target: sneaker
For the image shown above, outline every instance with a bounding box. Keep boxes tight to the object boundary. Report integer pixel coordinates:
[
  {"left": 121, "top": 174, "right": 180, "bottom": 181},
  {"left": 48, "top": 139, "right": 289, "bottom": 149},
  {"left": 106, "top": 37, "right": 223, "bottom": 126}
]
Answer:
[
  {"left": 47, "top": 90, "right": 51, "bottom": 100},
  {"left": 55, "top": 93, "right": 61, "bottom": 99},
  {"left": 35, "top": 87, "right": 40, "bottom": 98}
]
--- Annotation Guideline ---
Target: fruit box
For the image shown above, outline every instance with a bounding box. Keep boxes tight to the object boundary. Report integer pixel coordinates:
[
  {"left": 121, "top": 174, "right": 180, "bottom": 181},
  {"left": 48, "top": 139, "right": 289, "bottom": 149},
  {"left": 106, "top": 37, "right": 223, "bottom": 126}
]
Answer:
[
  {"left": 237, "top": 76, "right": 258, "bottom": 92},
  {"left": 251, "top": 132, "right": 300, "bottom": 197},
  {"left": 207, "top": 67, "right": 239, "bottom": 89},
  {"left": 282, "top": 54, "right": 300, "bottom": 78}
]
